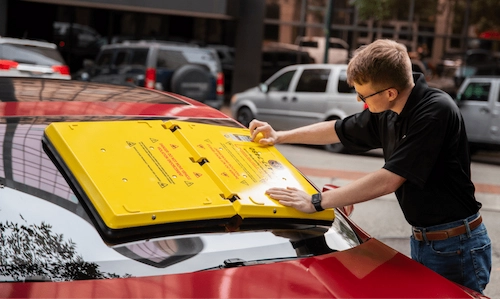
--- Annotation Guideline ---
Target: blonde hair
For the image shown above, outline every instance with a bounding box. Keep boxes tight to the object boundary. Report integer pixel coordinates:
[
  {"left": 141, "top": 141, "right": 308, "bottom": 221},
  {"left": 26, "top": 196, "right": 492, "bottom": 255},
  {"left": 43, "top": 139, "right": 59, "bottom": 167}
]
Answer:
[{"left": 347, "top": 39, "right": 413, "bottom": 91}]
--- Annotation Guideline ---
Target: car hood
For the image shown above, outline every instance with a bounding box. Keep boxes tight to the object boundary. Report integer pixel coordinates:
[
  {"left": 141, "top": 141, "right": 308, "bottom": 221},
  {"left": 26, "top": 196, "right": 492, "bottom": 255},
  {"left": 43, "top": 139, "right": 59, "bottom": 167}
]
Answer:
[{"left": 1, "top": 238, "right": 481, "bottom": 298}]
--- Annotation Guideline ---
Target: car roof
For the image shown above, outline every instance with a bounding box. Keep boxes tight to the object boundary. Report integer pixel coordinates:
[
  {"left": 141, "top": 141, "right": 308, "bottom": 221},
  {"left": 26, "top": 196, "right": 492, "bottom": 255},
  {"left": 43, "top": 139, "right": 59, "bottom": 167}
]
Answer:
[
  {"left": 101, "top": 40, "right": 202, "bottom": 51},
  {"left": 0, "top": 36, "right": 57, "bottom": 49},
  {"left": 0, "top": 77, "right": 231, "bottom": 120}
]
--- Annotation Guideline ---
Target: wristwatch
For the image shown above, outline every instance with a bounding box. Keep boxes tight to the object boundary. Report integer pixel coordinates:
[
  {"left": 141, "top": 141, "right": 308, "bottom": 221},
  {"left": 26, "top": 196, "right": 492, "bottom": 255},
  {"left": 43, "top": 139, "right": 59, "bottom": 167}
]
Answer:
[{"left": 311, "top": 193, "right": 324, "bottom": 212}]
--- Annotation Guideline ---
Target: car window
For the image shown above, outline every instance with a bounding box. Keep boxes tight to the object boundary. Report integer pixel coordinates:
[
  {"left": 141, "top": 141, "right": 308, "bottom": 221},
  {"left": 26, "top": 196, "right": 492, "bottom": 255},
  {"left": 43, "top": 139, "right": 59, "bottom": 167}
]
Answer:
[
  {"left": 338, "top": 69, "right": 355, "bottom": 94},
  {"left": 299, "top": 41, "right": 318, "bottom": 48},
  {"left": 461, "top": 82, "right": 490, "bottom": 102},
  {"left": 295, "top": 69, "right": 330, "bottom": 92},
  {"left": 114, "top": 50, "right": 128, "bottom": 66},
  {"left": 0, "top": 44, "right": 65, "bottom": 65},
  {"left": 268, "top": 70, "right": 295, "bottom": 92},
  {"left": 157, "top": 49, "right": 187, "bottom": 69},
  {"left": 130, "top": 49, "right": 148, "bottom": 66},
  {"left": 95, "top": 50, "right": 113, "bottom": 66}
]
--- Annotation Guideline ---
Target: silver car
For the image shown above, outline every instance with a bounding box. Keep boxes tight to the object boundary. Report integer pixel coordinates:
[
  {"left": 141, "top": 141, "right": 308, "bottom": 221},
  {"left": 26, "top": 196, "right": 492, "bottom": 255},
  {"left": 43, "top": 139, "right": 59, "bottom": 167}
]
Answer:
[
  {"left": 0, "top": 37, "right": 70, "bottom": 80},
  {"left": 230, "top": 64, "right": 365, "bottom": 152}
]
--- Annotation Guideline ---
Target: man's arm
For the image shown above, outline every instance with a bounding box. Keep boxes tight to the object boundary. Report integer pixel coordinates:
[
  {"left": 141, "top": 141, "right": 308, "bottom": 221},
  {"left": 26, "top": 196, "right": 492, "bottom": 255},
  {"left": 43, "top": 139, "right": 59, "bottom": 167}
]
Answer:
[
  {"left": 249, "top": 119, "right": 341, "bottom": 146},
  {"left": 266, "top": 168, "right": 406, "bottom": 213}
]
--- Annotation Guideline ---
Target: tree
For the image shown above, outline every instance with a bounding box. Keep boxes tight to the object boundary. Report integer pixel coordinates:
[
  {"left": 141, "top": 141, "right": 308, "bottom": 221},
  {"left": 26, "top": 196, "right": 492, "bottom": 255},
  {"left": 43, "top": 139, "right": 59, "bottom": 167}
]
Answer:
[{"left": 0, "top": 216, "right": 126, "bottom": 282}]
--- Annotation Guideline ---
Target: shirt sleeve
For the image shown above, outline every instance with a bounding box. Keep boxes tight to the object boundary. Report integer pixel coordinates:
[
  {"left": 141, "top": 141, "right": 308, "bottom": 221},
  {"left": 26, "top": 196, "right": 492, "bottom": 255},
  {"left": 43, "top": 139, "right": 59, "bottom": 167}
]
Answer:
[{"left": 334, "top": 109, "right": 382, "bottom": 154}]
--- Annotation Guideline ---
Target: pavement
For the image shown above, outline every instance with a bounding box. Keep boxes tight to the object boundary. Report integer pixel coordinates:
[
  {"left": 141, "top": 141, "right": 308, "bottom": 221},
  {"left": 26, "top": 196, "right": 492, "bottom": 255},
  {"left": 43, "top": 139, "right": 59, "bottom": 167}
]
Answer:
[{"left": 221, "top": 105, "right": 500, "bottom": 298}]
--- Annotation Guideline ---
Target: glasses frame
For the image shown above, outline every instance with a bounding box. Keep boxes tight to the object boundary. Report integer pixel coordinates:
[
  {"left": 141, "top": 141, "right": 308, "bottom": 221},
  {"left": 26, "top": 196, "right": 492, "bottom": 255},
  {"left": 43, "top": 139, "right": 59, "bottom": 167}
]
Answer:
[{"left": 357, "top": 87, "right": 394, "bottom": 103}]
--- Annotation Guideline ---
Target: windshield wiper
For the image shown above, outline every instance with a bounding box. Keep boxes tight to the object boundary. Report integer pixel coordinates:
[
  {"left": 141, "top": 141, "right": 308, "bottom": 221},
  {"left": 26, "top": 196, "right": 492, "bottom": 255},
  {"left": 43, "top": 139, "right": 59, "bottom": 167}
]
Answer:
[{"left": 198, "top": 255, "right": 312, "bottom": 272}]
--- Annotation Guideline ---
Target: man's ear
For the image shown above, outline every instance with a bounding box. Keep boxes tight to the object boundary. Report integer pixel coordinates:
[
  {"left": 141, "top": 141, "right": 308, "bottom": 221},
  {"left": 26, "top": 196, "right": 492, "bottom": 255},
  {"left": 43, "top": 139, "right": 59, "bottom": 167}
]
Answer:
[{"left": 388, "top": 88, "right": 399, "bottom": 101}]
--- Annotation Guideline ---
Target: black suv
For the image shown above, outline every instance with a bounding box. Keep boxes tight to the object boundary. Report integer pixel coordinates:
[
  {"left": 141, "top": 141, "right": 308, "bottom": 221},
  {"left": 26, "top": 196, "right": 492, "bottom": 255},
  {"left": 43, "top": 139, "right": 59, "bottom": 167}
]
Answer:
[{"left": 81, "top": 41, "right": 225, "bottom": 109}]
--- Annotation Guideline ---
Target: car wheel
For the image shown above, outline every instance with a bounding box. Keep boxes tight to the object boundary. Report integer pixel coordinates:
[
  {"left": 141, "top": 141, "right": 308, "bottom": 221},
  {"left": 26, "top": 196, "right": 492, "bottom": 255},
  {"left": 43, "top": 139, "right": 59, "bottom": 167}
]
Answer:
[
  {"left": 324, "top": 143, "right": 346, "bottom": 153},
  {"left": 170, "top": 64, "right": 212, "bottom": 102},
  {"left": 324, "top": 117, "right": 346, "bottom": 153},
  {"left": 236, "top": 107, "right": 254, "bottom": 127}
]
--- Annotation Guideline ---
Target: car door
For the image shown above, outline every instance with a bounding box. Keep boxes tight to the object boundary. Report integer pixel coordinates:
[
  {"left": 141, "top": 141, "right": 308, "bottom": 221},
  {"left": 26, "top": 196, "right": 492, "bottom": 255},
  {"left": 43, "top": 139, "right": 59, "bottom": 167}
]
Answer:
[
  {"left": 458, "top": 79, "right": 496, "bottom": 143},
  {"left": 488, "top": 81, "right": 500, "bottom": 143},
  {"left": 285, "top": 67, "right": 331, "bottom": 128},
  {"left": 257, "top": 69, "right": 298, "bottom": 130}
]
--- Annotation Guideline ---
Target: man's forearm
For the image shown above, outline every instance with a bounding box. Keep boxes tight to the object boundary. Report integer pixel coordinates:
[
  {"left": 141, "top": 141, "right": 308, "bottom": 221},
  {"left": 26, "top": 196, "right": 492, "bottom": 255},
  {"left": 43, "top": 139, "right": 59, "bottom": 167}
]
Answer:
[
  {"left": 277, "top": 120, "right": 340, "bottom": 145},
  {"left": 320, "top": 168, "right": 406, "bottom": 209}
]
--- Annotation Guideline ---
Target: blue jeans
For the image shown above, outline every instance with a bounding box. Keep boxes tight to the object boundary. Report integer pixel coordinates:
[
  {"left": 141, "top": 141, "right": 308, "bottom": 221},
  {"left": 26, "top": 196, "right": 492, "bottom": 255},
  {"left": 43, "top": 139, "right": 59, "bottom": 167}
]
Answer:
[{"left": 410, "top": 212, "right": 491, "bottom": 294}]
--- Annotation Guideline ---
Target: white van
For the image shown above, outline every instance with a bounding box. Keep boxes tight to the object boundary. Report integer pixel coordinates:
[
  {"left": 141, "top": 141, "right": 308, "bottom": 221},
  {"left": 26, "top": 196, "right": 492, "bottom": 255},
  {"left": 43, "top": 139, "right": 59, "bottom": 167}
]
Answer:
[
  {"left": 455, "top": 76, "right": 500, "bottom": 151},
  {"left": 230, "top": 64, "right": 365, "bottom": 152},
  {"left": 295, "top": 36, "right": 349, "bottom": 64}
]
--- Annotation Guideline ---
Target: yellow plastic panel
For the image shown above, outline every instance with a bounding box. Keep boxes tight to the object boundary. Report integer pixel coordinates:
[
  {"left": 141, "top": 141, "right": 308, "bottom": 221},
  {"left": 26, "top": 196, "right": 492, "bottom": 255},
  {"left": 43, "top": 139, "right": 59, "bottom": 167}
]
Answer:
[
  {"left": 44, "top": 120, "right": 234, "bottom": 229},
  {"left": 44, "top": 120, "right": 334, "bottom": 233}
]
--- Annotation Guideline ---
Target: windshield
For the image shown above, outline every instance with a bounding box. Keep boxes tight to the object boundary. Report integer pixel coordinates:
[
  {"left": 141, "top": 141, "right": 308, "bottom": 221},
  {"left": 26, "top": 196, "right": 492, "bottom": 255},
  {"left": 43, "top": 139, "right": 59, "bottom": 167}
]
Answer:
[
  {"left": 0, "top": 120, "right": 360, "bottom": 282},
  {"left": 0, "top": 44, "right": 65, "bottom": 65}
]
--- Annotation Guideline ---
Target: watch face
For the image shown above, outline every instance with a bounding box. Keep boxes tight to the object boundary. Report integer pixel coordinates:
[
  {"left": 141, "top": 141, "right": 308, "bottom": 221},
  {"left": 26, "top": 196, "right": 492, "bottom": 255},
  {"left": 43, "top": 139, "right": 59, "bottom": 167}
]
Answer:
[
  {"left": 312, "top": 193, "right": 321, "bottom": 203},
  {"left": 312, "top": 193, "right": 323, "bottom": 211}
]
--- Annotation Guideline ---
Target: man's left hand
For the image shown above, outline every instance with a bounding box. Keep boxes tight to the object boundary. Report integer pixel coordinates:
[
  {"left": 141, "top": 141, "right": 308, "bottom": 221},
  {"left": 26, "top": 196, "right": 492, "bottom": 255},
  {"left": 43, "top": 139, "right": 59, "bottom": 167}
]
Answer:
[{"left": 266, "top": 187, "right": 315, "bottom": 213}]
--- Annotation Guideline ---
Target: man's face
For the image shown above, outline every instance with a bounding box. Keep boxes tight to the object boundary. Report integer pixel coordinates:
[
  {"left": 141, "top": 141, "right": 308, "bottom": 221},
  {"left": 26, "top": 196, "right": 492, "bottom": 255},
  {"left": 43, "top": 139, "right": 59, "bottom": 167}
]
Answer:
[{"left": 354, "top": 83, "right": 396, "bottom": 113}]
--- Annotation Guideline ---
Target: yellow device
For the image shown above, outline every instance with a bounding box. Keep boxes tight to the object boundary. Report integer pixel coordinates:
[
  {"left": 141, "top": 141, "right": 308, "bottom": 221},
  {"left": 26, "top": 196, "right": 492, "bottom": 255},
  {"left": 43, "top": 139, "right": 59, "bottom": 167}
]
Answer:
[{"left": 43, "top": 120, "right": 334, "bottom": 244}]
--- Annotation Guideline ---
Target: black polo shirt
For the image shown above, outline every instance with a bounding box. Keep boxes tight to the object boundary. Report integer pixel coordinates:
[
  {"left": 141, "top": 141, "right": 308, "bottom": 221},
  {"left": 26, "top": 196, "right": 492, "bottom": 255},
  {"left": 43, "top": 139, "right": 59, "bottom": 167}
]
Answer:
[{"left": 335, "top": 74, "right": 481, "bottom": 227}]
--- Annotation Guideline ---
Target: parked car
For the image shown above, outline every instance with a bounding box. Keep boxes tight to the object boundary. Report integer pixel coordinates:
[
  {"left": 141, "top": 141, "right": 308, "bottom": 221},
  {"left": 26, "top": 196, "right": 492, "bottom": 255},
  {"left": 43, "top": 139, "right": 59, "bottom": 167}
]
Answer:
[
  {"left": 295, "top": 36, "right": 349, "bottom": 64},
  {"left": 261, "top": 47, "right": 314, "bottom": 82},
  {"left": 437, "top": 49, "right": 500, "bottom": 88},
  {"left": 79, "top": 40, "right": 225, "bottom": 109},
  {"left": 231, "top": 64, "right": 365, "bottom": 153},
  {"left": 0, "top": 77, "right": 489, "bottom": 298},
  {"left": 52, "top": 22, "right": 103, "bottom": 73},
  {"left": 0, "top": 37, "right": 70, "bottom": 80},
  {"left": 206, "top": 44, "right": 235, "bottom": 101},
  {"left": 455, "top": 76, "right": 500, "bottom": 152}
]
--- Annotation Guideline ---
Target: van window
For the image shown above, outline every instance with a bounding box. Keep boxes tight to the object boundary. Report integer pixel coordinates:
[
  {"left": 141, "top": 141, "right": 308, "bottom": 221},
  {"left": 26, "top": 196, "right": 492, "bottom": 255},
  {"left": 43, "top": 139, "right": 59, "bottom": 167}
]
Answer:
[
  {"left": 338, "top": 70, "right": 355, "bottom": 94},
  {"left": 295, "top": 69, "right": 330, "bottom": 92},
  {"left": 462, "top": 82, "right": 490, "bottom": 102},
  {"left": 268, "top": 70, "right": 295, "bottom": 92}
]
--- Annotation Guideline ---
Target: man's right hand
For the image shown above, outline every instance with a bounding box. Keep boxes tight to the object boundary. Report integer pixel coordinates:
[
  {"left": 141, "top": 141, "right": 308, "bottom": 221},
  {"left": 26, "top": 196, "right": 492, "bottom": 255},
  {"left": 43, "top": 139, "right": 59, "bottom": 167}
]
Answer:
[{"left": 249, "top": 119, "right": 279, "bottom": 146}]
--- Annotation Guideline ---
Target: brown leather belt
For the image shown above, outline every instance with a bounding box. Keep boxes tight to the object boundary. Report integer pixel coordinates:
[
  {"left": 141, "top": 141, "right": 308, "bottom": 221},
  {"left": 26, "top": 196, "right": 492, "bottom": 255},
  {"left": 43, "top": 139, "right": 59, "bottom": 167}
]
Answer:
[{"left": 413, "top": 215, "right": 482, "bottom": 242}]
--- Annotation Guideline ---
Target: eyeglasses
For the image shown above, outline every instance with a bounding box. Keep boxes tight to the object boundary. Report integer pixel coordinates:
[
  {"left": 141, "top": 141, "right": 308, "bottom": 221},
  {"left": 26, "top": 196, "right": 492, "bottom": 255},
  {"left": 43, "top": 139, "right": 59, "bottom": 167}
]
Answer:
[{"left": 357, "top": 87, "right": 393, "bottom": 103}]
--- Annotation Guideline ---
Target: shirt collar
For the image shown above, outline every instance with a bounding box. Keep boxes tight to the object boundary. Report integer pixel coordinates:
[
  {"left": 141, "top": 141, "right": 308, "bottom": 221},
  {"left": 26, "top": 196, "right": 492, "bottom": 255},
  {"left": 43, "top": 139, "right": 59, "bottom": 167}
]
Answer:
[{"left": 398, "top": 73, "right": 428, "bottom": 119}]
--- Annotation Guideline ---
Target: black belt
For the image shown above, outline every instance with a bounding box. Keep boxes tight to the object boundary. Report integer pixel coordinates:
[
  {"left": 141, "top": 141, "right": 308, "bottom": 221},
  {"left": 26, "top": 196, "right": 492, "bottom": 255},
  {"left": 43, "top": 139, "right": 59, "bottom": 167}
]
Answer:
[{"left": 412, "top": 215, "right": 482, "bottom": 242}]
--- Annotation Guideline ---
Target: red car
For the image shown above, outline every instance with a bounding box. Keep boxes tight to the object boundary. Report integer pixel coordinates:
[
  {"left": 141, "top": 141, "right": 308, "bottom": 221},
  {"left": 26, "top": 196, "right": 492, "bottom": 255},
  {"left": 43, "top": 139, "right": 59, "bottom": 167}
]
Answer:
[{"left": 0, "top": 77, "right": 489, "bottom": 298}]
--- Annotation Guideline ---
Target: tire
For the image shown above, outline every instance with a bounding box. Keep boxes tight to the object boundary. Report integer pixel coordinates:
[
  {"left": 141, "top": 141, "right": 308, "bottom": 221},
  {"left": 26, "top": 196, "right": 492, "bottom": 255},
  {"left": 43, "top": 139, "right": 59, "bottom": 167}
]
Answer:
[
  {"left": 324, "top": 117, "right": 346, "bottom": 153},
  {"left": 170, "top": 64, "right": 212, "bottom": 102},
  {"left": 324, "top": 143, "right": 346, "bottom": 153},
  {"left": 236, "top": 107, "right": 254, "bottom": 127}
]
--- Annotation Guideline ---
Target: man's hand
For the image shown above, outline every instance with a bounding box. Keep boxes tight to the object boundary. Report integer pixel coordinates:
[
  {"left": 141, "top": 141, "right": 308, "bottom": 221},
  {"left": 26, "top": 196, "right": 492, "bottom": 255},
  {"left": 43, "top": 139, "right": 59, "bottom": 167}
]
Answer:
[
  {"left": 266, "top": 187, "right": 316, "bottom": 213},
  {"left": 249, "top": 119, "right": 279, "bottom": 146}
]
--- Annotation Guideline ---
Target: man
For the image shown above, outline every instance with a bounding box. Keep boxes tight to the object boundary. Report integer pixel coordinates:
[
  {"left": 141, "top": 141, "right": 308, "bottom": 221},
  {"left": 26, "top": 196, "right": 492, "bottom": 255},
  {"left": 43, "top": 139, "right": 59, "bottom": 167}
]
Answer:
[{"left": 249, "top": 39, "right": 491, "bottom": 293}]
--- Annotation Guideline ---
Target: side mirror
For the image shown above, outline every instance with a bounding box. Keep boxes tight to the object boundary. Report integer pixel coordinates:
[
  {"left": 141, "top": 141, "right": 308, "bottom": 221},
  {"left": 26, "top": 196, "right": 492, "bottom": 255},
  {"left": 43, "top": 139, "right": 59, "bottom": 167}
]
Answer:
[{"left": 258, "top": 83, "right": 268, "bottom": 93}]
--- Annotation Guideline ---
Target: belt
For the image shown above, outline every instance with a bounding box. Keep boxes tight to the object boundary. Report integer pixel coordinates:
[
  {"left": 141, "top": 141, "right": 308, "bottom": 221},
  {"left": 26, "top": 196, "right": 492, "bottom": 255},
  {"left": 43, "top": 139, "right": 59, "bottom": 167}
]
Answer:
[{"left": 413, "top": 215, "right": 482, "bottom": 242}]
